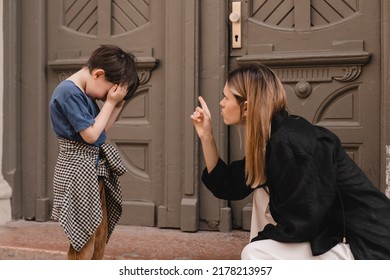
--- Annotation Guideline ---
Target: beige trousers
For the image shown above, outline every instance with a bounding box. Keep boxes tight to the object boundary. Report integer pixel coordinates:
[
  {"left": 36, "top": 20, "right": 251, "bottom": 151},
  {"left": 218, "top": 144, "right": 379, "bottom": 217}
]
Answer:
[
  {"left": 243, "top": 188, "right": 354, "bottom": 260},
  {"left": 67, "top": 179, "right": 108, "bottom": 260}
]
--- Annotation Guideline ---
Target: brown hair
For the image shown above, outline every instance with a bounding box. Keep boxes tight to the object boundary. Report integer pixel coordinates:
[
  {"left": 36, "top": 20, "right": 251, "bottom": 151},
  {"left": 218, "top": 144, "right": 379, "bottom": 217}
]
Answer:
[
  {"left": 227, "top": 64, "right": 287, "bottom": 187},
  {"left": 86, "top": 45, "right": 139, "bottom": 100}
]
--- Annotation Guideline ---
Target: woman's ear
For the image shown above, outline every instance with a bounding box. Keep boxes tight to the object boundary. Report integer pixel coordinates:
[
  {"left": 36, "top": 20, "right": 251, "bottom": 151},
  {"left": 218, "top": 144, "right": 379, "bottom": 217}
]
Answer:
[
  {"left": 243, "top": 101, "right": 248, "bottom": 116},
  {"left": 241, "top": 101, "right": 248, "bottom": 122}
]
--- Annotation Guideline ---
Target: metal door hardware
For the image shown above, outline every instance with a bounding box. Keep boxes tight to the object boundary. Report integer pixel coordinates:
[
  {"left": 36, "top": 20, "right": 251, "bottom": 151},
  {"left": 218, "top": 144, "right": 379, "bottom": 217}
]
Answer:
[{"left": 229, "top": 1, "right": 241, "bottom": 48}]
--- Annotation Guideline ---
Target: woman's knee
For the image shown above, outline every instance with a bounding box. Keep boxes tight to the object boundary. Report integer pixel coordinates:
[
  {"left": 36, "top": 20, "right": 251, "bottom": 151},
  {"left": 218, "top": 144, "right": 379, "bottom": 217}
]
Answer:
[
  {"left": 241, "top": 240, "right": 279, "bottom": 260},
  {"left": 241, "top": 242, "right": 259, "bottom": 260}
]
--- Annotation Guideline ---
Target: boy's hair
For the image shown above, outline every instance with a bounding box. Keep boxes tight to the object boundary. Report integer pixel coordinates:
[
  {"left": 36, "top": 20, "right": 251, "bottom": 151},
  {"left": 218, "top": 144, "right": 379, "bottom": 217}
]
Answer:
[{"left": 86, "top": 45, "right": 140, "bottom": 100}]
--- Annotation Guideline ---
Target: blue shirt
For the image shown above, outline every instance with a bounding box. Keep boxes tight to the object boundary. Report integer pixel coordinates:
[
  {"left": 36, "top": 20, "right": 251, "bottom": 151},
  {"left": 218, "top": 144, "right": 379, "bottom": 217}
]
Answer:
[{"left": 49, "top": 80, "right": 106, "bottom": 147}]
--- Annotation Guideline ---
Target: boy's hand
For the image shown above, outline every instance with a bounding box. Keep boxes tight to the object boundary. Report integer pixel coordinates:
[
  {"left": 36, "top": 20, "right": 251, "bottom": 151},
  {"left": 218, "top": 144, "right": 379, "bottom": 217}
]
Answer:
[{"left": 107, "top": 84, "right": 128, "bottom": 104}]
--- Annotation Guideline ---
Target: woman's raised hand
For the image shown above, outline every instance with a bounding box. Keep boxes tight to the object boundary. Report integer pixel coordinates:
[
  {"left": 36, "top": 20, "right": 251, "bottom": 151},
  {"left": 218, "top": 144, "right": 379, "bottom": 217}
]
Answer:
[
  {"left": 191, "top": 96, "right": 219, "bottom": 171},
  {"left": 191, "top": 96, "right": 213, "bottom": 139}
]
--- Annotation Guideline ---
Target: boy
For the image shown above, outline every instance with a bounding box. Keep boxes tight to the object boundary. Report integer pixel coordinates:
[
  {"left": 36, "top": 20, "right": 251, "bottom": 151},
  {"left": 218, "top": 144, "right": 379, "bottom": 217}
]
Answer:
[{"left": 49, "top": 45, "right": 139, "bottom": 259}]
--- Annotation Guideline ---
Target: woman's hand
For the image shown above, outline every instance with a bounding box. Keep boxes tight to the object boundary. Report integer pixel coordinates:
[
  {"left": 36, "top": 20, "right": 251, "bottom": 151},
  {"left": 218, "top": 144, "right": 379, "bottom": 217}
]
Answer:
[
  {"left": 191, "top": 96, "right": 213, "bottom": 139},
  {"left": 190, "top": 96, "right": 219, "bottom": 172}
]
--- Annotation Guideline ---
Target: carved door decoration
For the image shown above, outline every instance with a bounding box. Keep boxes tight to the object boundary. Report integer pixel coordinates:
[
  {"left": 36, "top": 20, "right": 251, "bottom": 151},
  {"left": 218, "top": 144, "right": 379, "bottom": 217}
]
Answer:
[
  {"left": 229, "top": 0, "right": 381, "bottom": 230},
  {"left": 46, "top": 0, "right": 163, "bottom": 226}
]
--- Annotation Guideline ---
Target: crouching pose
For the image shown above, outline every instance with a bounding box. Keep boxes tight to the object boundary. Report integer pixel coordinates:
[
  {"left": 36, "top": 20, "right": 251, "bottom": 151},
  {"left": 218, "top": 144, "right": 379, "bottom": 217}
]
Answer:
[{"left": 191, "top": 63, "right": 390, "bottom": 260}]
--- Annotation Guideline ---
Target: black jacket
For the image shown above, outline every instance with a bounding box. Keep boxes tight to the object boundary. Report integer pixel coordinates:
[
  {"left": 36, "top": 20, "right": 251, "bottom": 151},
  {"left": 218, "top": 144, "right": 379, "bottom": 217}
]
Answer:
[{"left": 202, "top": 110, "right": 390, "bottom": 259}]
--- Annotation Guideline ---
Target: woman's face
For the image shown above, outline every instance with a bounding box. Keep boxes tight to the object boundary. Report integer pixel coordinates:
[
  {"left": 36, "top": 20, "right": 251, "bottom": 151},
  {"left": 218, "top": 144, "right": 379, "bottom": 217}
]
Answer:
[{"left": 220, "top": 83, "right": 243, "bottom": 125}]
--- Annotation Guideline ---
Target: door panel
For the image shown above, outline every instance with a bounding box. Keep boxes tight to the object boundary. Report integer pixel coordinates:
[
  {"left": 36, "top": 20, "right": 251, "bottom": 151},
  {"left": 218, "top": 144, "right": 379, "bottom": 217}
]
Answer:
[
  {"left": 46, "top": 0, "right": 164, "bottom": 226},
  {"left": 229, "top": 0, "right": 381, "bottom": 229}
]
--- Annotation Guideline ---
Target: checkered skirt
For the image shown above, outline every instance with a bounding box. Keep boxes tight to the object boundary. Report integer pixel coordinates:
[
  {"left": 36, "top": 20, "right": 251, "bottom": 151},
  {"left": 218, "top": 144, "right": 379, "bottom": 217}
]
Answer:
[{"left": 51, "top": 138, "right": 127, "bottom": 251}]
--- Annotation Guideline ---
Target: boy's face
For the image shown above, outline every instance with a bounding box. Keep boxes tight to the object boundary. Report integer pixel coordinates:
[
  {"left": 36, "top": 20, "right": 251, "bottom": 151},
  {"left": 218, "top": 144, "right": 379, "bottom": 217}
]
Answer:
[{"left": 86, "top": 69, "right": 115, "bottom": 101}]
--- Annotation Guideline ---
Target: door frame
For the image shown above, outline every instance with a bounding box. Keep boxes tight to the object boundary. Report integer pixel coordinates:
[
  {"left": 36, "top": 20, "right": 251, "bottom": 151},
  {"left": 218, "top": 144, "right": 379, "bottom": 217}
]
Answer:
[
  {"left": 381, "top": 0, "right": 390, "bottom": 196},
  {"left": 3, "top": 0, "right": 50, "bottom": 220}
]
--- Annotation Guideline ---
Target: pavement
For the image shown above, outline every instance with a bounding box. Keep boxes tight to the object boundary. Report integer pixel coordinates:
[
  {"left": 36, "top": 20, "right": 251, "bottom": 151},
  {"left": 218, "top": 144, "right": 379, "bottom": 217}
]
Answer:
[{"left": 0, "top": 220, "right": 249, "bottom": 260}]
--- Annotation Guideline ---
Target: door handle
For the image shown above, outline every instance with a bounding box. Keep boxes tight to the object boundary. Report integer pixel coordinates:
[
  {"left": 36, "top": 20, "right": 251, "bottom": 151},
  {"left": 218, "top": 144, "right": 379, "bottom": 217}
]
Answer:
[{"left": 229, "top": 1, "right": 241, "bottom": 48}]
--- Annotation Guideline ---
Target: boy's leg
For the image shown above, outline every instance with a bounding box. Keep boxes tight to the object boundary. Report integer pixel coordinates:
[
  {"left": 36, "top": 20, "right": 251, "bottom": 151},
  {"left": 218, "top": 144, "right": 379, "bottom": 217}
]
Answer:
[
  {"left": 67, "top": 235, "right": 95, "bottom": 260},
  {"left": 67, "top": 179, "right": 107, "bottom": 260},
  {"left": 91, "top": 179, "right": 108, "bottom": 260}
]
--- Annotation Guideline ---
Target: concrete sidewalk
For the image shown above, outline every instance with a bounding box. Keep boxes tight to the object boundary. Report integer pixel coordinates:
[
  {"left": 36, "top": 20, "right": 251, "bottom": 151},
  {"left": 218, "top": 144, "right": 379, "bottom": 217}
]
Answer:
[{"left": 0, "top": 220, "right": 249, "bottom": 260}]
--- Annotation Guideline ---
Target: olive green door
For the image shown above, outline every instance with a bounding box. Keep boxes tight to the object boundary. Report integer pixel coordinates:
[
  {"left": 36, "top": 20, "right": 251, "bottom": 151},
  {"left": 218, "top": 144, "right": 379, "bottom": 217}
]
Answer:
[
  {"left": 8, "top": 0, "right": 201, "bottom": 230},
  {"left": 227, "top": 0, "right": 381, "bottom": 230},
  {"left": 45, "top": 0, "right": 167, "bottom": 226}
]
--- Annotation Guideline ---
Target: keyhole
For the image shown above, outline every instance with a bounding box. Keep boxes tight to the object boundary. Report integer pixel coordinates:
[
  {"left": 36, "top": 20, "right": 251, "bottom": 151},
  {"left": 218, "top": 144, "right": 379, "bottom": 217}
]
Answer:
[{"left": 235, "top": 35, "right": 239, "bottom": 42}]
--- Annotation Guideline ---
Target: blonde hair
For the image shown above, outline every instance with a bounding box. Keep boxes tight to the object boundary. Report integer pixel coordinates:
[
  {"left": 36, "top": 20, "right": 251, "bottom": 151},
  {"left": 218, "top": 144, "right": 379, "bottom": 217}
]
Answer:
[{"left": 227, "top": 64, "right": 287, "bottom": 187}]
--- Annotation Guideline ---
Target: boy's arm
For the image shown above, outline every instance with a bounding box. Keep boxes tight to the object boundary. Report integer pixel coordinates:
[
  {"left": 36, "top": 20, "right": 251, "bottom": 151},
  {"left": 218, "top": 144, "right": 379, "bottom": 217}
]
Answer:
[
  {"left": 105, "top": 100, "right": 125, "bottom": 132},
  {"left": 80, "top": 84, "right": 126, "bottom": 144}
]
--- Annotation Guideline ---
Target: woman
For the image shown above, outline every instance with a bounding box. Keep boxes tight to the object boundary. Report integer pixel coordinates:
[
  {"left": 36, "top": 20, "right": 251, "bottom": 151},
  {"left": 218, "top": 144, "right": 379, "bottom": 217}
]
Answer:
[{"left": 191, "top": 63, "right": 390, "bottom": 260}]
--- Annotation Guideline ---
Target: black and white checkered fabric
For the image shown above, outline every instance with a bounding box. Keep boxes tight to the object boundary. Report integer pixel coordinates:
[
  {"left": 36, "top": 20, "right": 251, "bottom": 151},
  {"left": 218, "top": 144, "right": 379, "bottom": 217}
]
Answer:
[{"left": 51, "top": 138, "right": 127, "bottom": 251}]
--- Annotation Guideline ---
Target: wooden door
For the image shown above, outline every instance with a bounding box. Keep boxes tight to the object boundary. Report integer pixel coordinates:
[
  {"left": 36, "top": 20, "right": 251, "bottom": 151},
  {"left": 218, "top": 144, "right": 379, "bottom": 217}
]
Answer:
[
  {"left": 7, "top": 0, "right": 199, "bottom": 229},
  {"left": 228, "top": 0, "right": 381, "bottom": 230},
  {"left": 46, "top": 0, "right": 164, "bottom": 226}
]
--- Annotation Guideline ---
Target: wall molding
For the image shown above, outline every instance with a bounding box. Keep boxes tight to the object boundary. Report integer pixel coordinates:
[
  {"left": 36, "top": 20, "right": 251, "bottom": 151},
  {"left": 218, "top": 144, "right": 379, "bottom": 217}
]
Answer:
[
  {"left": 237, "top": 48, "right": 371, "bottom": 99},
  {"left": 48, "top": 56, "right": 159, "bottom": 85},
  {"left": 236, "top": 50, "right": 371, "bottom": 67}
]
